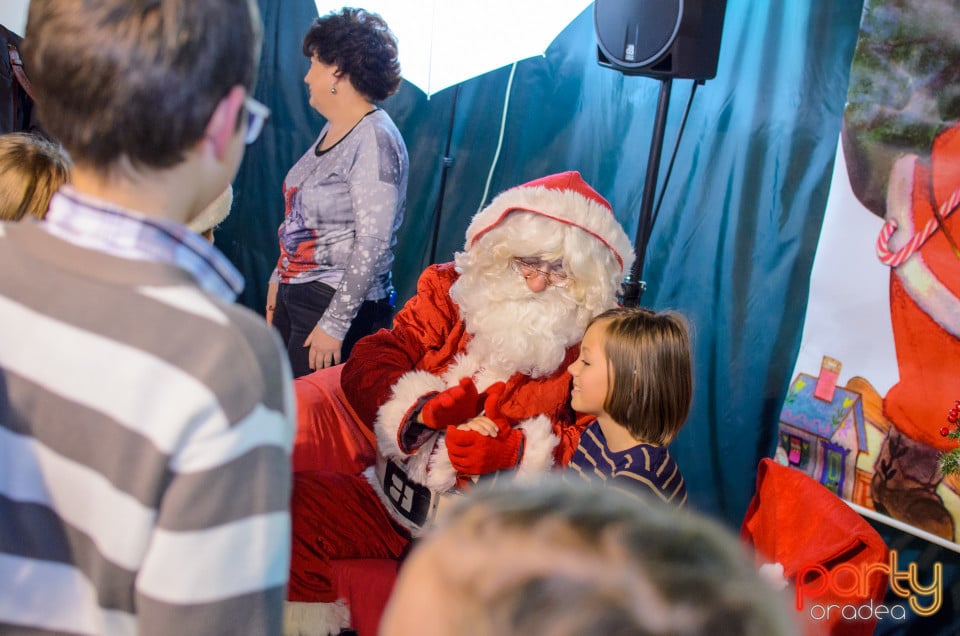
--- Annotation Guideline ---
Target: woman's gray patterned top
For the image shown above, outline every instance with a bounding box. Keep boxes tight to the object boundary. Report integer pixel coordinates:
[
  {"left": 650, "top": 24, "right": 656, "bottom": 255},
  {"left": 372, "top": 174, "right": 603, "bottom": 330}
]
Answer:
[{"left": 271, "top": 108, "right": 408, "bottom": 339}]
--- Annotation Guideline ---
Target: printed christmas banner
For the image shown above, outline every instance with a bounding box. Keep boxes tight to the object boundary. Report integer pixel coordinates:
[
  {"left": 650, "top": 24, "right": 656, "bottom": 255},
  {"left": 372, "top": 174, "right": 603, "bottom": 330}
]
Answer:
[{"left": 779, "top": 0, "right": 960, "bottom": 550}]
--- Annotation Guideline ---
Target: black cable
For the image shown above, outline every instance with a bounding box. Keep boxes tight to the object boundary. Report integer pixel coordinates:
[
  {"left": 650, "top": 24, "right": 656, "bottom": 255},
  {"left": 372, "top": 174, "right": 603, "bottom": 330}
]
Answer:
[
  {"left": 428, "top": 84, "right": 461, "bottom": 265},
  {"left": 650, "top": 80, "right": 699, "bottom": 232}
]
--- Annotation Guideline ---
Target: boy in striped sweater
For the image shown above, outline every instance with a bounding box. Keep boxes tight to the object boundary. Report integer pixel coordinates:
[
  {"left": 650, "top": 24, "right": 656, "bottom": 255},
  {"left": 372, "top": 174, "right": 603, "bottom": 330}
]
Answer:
[{"left": 0, "top": 1, "right": 296, "bottom": 634}]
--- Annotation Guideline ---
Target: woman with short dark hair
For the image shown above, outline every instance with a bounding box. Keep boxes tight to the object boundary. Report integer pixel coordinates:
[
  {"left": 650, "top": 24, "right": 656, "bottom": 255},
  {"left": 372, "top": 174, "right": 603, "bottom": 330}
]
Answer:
[{"left": 267, "top": 8, "right": 409, "bottom": 377}]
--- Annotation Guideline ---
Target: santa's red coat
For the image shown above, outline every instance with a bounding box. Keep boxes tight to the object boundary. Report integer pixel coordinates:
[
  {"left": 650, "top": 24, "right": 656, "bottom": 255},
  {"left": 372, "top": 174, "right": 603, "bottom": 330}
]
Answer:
[
  {"left": 288, "top": 263, "right": 589, "bottom": 608},
  {"left": 344, "top": 263, "right": 586, "bottom": 490}
]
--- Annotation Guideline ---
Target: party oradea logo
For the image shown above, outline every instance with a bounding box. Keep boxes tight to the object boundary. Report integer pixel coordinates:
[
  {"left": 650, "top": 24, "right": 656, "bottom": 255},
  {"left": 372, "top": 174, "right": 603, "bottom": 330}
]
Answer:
[{"left": 795, "top": 550, "right": 941, "bottom": 623}]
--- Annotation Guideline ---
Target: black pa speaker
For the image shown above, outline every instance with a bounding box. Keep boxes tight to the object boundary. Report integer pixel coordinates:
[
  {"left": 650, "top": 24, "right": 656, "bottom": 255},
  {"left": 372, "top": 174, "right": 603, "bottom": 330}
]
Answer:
[{"left": 595, "top": 0, "right": 727, "bottom": 80}]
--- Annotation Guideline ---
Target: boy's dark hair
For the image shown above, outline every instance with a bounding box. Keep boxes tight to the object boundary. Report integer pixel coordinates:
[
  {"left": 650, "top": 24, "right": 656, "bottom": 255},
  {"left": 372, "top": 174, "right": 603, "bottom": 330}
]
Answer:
[
  {"left": 23, "top": 0, "right": 261, "bottom": 170},
  {"left": 593, "top": 306, "right": 693, "bottom": 445},
  {"left": 302, "top": 7, "right": 401, "bottom": 102}
]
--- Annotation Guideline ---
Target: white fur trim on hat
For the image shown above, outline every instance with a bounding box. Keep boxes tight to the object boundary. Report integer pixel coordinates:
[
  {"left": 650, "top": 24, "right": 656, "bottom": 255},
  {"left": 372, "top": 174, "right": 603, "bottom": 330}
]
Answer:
[
  {"left": 464, "top": 171, "right": 633, "bottom": 272},
  {"left": 187, "top": 184, "right": 233, "bottom": 234}
]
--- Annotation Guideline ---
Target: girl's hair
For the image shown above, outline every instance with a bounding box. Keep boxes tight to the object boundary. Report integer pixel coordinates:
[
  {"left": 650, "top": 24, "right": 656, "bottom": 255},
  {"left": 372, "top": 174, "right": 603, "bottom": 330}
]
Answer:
[
  {"left": 592, "top": 306, "right": 693, "bottom": 445},
  {"left": 303, "top": 8, "right": 401, "bottom": 102},
  {"left": 0, "top": 132, "right": 71, "bottom": 221}
]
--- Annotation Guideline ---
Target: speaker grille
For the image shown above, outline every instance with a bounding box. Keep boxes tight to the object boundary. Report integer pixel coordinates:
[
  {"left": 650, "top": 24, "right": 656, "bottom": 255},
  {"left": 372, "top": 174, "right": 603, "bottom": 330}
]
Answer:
[{"left": 595, "top": 0, "right": 683, "bottom": 68}]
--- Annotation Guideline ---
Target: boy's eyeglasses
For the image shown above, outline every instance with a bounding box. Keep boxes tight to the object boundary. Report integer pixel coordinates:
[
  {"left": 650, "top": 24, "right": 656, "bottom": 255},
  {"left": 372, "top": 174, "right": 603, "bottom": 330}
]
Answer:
[
  {"left": 243, "top": 96, "right": 271, "bottom": 145},
  {"left": 511, "top": 257, "right": 573, "bottom": 288}
]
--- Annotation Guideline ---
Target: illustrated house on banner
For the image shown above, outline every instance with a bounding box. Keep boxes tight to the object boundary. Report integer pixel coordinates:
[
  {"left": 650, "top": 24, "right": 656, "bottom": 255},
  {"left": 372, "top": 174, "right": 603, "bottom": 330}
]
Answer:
[{"left": 777, "top": 356, "right": 870, "bottom": 504}]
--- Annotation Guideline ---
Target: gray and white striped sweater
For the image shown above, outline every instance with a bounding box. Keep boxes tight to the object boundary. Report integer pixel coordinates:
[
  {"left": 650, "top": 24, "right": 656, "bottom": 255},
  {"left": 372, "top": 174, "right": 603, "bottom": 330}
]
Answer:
[{"left": 0, "top": 221, "right": 296, "bottom": 635}]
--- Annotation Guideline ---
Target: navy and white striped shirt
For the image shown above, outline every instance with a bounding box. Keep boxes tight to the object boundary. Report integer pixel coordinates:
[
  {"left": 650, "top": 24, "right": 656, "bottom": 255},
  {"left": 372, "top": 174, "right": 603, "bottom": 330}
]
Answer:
[{"left": 567, "top": 420, "right": 687, "bottom": 505}]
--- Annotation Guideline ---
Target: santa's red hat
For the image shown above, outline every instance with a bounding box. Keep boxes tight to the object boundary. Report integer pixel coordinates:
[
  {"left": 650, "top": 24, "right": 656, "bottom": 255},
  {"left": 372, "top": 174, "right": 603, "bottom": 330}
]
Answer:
[{"left": 464, "top": 171, "right": 634, "bottom": 272}]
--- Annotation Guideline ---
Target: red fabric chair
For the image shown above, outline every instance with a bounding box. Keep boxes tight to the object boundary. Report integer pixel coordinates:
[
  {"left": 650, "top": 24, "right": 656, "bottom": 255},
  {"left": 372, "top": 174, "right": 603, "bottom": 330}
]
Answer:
[
  {"left": 292, "top": 366, "right": 400, "bottom": 636},
  {"left": 293, "top": 365, "right": 377, "bottom": 475},
  {"left": 741, "top": 458, "right": 889, "bottom": 636}
]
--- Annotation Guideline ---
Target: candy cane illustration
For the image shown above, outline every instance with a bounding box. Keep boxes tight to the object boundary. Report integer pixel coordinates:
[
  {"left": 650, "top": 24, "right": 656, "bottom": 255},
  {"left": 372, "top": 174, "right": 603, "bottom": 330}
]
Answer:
[{"left": 877, "top": 186, "right": 960, "bottom": 267}]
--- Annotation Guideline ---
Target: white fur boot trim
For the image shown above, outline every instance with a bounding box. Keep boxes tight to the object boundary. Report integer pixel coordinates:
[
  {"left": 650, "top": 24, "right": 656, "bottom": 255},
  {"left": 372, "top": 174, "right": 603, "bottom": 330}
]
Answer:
[{"left": 283, "top": 600, "right": 351, "bottom": 636}]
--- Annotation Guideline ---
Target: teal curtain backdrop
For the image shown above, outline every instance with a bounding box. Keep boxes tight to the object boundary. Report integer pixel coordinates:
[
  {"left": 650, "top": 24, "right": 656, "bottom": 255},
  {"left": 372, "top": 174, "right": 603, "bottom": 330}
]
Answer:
[
  {"left": 223, "top": 0, "right": 862, "bottom": 522},
  {"left": 225, "top": 0, "right": 862, "bottom": 523},
  {"left": 222, "top": 3, "right": 960, "bottom": 632}
]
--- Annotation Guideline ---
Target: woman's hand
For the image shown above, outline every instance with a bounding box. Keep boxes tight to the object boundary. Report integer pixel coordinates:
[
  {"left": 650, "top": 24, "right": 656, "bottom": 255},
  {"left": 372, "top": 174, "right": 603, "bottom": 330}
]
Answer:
[
  {"left": 304, "top": 324, "right": 343, "bottom": 369},
  {"left": 265, "top": 281, "right": 278, "bottom": 324}
]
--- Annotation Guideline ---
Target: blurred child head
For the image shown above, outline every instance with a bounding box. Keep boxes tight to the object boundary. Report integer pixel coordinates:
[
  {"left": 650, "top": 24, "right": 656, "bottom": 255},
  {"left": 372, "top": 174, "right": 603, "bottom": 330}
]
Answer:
[
  {"left": 0, "top": 132, "right": 71, "bottom": 221},
  {"left": 381, "top": 477, "right": 797, "bottom": 636},
  {"left": 571, "top": 306, "right": 693, "bottom": 445}
]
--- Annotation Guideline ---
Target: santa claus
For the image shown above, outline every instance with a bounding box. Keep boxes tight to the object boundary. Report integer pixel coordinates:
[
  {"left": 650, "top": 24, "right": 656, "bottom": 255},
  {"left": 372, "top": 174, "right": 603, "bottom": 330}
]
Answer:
[{"left": 285, "top": 171, "right": 634, "bottom": 634}]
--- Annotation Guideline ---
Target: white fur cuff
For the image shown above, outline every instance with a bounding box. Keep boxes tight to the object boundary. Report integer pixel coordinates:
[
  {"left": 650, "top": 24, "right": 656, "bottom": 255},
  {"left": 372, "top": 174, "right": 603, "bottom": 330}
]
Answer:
[
  {"left": 514, "top": 415, "right": 559, "bottom": 480},
  {"left": 375, "top": 370, "right": 448, "bottom": 458}
]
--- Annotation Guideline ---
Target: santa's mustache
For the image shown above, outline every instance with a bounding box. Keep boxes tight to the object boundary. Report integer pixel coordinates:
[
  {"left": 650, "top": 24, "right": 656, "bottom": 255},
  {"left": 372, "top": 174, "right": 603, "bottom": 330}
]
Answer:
[{"left": 451, "top": 269, "right": 585, "bottom": 377}]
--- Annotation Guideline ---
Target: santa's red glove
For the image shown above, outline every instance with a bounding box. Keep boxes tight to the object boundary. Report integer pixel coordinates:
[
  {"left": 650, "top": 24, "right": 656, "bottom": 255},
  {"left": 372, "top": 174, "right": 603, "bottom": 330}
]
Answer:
[
  {"left": 420, "top": 377, "right": 482, "bottom": 430},
  {"left": 445, "top": 383, "right": 524, "bottom": 475}
]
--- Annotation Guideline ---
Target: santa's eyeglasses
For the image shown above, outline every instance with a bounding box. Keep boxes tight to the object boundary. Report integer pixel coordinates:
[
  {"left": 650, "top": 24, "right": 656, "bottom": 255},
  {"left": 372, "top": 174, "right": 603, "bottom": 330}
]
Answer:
[{"left": 511, "top": 257, "right": 572, "bottom": 288}]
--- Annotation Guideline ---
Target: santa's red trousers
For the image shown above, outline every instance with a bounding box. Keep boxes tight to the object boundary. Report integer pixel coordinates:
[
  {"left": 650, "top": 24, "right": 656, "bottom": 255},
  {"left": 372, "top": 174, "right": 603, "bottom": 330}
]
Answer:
[
  {"left": 288, "top": 471, "right": 410, "bottom": 602},
  {"left": 287, "top": 366, "right": 411, "bottom": 602}
]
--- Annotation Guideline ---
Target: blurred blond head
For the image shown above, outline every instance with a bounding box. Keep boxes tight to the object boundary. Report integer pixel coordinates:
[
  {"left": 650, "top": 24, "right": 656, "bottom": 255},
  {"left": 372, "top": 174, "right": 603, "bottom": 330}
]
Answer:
[
  {"left": 0, "top": 132, "right": 71, "bottom": 221},
  {"left": 381, "top": 477, "right": 798, "bottom": 636}
]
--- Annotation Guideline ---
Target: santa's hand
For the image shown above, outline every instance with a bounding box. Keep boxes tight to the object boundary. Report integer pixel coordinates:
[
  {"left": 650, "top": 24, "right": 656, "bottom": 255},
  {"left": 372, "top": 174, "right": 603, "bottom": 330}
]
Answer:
[
  {"left": 420, "top": 377, "right": 482, "bottom": 429},
  {"left": 445, "top": 424, "right": 524, "bottom": 475},
  {"left": 479, "top": 382, "right": 507, "bottom": 420},
  {"left": 460, "top": 382, "right": 509, "bottom": 437}
]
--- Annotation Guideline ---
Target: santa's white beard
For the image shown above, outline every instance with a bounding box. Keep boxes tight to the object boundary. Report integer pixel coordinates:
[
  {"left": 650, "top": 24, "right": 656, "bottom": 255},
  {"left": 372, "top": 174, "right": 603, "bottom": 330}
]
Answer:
[{"left": 449, "top": 267, "right": 586, "bottom": 378}]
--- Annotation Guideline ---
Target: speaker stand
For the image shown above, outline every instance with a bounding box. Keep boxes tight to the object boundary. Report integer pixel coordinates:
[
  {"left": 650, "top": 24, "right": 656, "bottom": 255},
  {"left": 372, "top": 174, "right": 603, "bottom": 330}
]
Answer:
[
  {"left": 622, "top": 76, "right": 672, "bottom": 308},
  {"left": 428, "top": 84, "right": 462, "bottom": 265}
]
